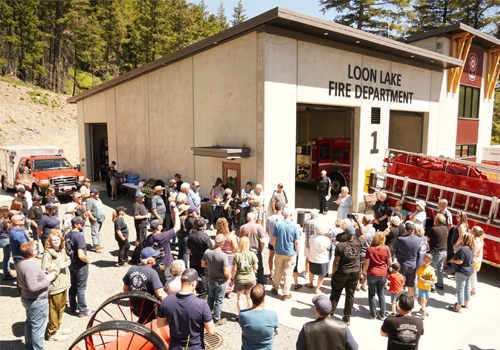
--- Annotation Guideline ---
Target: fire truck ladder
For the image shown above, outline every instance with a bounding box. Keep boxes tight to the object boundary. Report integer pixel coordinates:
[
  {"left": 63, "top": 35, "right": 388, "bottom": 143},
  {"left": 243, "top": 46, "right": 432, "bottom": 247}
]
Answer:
[
  {"left": 369, "top": 170, "right": 500, "bottom": 228},
  {"left": 383, "top": 148, "right": 500, "bottom": 181}
]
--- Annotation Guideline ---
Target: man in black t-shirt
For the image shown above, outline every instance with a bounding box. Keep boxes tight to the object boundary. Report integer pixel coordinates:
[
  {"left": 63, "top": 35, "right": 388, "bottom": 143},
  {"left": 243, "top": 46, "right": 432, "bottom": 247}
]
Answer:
[
  {"left": 426, "top": 214, "right": 448, "bottom": 292},
  {"left": 373, "top": 192, "right": 391, "bottom": 231},
  {"left": 132, "top": 191, "right": 151, "bottom": 264},
  {"left": 28, "top": 195, "right": 44, "bottom": 256},
  {"left": 381, "top": 291, "right": 424, "bottom": 350},
  {"left": 65, "top": 216, "right": 93, "bottom": 317},
  {"left": 187, "top": 218, "right": 213, "bottom": 298},
  {"left": 330, "top": 215, "right": 365, "bottom": 325}
]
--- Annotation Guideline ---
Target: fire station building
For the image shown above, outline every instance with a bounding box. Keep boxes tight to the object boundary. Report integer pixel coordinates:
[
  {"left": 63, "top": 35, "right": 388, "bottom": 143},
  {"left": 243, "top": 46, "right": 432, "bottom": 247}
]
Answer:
[{"left": 68, "top": 7, "right": 500, "bottom": 211}]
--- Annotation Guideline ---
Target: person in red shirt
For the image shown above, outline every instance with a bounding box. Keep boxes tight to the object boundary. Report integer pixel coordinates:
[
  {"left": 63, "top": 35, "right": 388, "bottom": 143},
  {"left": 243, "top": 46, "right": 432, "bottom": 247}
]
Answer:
[{"left": 387, "top": 263, "right": 405, "bottom": 316}]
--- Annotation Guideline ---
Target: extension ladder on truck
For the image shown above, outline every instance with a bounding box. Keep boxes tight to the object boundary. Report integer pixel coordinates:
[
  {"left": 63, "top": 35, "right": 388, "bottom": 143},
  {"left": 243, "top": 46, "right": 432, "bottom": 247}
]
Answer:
[{"left": 370, "top": 148, "right": 500, "bottom": 268}]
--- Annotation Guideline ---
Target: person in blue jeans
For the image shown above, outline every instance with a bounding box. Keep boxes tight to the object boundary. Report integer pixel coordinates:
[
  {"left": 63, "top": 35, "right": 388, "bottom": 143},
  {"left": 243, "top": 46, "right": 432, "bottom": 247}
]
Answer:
[
  {"left": 447, "top": 233, "right": 475, "bottom": 313},
  {"left": 65, "top": 216, "right": 94, "bottom": 317},
  {"left": 16, "top": 241, "right": 56, "bottom": 350},
  {"left": 86, "top": 189, "right": 106, "bottom": 253},
  {"left": 202, "top": 234, "right": 230, "bottom": 326},
  {"left": 362, "top": 232, "right": 392, "bottom": 320},
  {"left": 426, "top": 214, "right": 448, "bottom": 292},
  {"left": 0, "top": 206, "right": 14, "bottom": 279}
]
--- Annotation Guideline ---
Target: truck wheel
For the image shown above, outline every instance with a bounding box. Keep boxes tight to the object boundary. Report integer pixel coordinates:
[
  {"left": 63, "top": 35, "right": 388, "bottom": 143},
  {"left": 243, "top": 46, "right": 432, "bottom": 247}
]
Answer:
[
  {"left": 2, "top": 177, "right": 10, "bottom": 192},
  {"left": 329, "top": 172, "right": 346, "bottom": 195}
]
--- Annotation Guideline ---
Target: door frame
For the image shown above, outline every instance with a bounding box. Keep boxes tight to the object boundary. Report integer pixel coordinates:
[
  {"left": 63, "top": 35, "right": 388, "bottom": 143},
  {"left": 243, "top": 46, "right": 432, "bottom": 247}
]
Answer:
[{"left": 222, "top": 162, "right": 241, "bottom": 194}]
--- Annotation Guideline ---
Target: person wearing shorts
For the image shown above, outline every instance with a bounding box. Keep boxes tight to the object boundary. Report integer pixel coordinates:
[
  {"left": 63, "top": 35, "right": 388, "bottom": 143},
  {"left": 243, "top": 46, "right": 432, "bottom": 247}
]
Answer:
[
  {"left": 231, "top": 237, "right": 258, "bottom": 313},
  {"left": 416, "top": 254, "right": 436, "bottom": 320},
  {"left": 387, "top": 263, "right": 404, "bottom": 316}
]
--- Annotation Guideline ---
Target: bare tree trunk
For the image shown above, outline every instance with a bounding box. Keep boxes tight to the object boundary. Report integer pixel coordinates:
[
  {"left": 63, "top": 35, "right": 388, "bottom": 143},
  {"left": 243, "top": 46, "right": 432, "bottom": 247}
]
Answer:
[
  {"left": 357, "top": 2, "right": 364, "bottom": 30},
  {"left": 52, "top": 0, "right": 62, "bottom": 92}
]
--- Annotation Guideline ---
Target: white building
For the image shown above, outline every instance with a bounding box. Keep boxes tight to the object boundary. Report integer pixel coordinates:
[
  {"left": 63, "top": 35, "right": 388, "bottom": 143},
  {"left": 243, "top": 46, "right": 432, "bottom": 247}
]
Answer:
[{"left": 68, "top": 8, "right": 500, "bottom": 211}]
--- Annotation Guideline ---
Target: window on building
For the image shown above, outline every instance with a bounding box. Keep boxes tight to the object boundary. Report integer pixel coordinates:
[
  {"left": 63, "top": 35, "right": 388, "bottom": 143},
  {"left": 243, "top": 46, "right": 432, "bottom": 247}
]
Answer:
[
  {"left": 455, "top": 144, "right": 476, "bottom": 158},
  {"left": 458, "top": 85, "right": 480, "bottom": 119}
]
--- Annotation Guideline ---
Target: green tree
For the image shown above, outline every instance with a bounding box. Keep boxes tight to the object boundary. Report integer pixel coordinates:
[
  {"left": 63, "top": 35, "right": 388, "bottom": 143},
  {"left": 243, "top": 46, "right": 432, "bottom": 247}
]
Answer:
[
  {"left": 319, "top": 0, "right": 410, "bottom": 36},
  {"left": 216, "top": 1, "right": 229, "bottom": 31},
  {"left": 407, "top": 0, "right": 461, "bottom": 34},
  {"left": 454, "top": 0, "right": 500, "bottom": 31},
  {"left": 231, "top": 0, "right": 247, "bottom": 27}
]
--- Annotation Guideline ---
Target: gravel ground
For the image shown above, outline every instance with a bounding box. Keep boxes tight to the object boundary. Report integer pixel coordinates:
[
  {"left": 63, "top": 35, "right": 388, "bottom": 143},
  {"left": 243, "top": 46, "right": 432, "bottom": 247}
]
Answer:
[{"left": 0, "top": 190, "right": 299, "bottom": 350}]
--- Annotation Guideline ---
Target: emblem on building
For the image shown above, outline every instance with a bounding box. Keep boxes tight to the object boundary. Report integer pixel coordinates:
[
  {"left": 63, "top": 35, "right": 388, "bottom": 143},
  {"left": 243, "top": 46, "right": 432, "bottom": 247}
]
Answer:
[{"left": 468, "top": 53, "right": 478, "bottom": 82}]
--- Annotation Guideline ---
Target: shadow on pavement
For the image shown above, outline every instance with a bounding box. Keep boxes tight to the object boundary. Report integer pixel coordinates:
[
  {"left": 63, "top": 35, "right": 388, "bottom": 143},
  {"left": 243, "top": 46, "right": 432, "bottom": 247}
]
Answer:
[
  {"left": 91, "top": 260, "right": 118, "bottom": 268},
  {"left": 12, "top": 321, "right": 24, "bottom": 337},
  {"left": 0, "top": 339, "right": 24, "bottom": 350}
]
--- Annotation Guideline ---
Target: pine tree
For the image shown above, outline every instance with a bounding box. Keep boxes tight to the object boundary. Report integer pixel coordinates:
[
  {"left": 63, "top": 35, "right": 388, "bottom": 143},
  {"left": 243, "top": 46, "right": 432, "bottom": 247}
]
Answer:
[
  {"left": 319, "top": 0, "right": 410, "bottom": 37},
  {"left": 231, "top": 0, "right": 247, "bottom": 27},
  {"left": 216, "top": 2, "right": 229, "bottom": 31},
  {"left": 491, "top": 88, "right": 500, "bottom": 144},
  {"left": 454, "top": 0, "right": 500, "bottom": 31},
  {"left": 407, "top": 0, "right": 460, "bottom": 34}
]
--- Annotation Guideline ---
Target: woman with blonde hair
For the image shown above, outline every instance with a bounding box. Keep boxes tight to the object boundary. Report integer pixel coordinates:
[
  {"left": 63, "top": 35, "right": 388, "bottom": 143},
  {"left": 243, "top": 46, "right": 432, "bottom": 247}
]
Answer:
[
  {"left": 336, "top": 186, "right": 354, "bottom": 219},
  {"left": 470, "top": 226, "right": 484, "bottom": 296},
  {"left": 41, "top": 229, "right": 71, "bottom": 341},
  {"left": 231, "top": 236, "right": 258, "bottom": 312},
  {"left": 362, "top": 231, "right": 392, "bottom": 320},
  {"left": 448, "top": 232, "right": 475, "bottom": 313},
  {"left": 44, "top": 187, "right": 60, "bottom": 218},
  {"left": 217, "top": 218, "right": 238, "bottom": 297},
  {"left": 452, "top": 211, "right": 469, "bottom": 252},
  {"left": 0, "top": 206, "right": 14, "bottom": 279}
]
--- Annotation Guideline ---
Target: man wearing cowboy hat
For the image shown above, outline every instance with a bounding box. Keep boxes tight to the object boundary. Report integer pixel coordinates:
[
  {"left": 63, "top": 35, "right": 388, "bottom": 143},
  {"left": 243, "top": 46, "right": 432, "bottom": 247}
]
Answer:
[{"left": 151, "top": 185, "right": 167, "bottom": 222}]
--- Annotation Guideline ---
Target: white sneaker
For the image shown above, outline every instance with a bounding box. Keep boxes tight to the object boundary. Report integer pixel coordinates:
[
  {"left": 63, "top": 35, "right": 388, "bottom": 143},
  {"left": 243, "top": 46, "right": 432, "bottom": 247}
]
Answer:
[
  {"left": 302, "top": 271, "right": 309, "bottom": 279},
  {"left": 56, "top": 328, "right": 71, "bottom": 335},
  {"left": 50, "top": 334, "right": 68, "bottom": 342}
]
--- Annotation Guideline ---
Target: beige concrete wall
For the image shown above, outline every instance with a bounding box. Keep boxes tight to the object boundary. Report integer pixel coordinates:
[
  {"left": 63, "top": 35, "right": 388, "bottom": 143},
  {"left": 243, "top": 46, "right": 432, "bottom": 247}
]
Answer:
[
  {"left": 83, "top": 92, "right": 107, "bottom": 123},
  {"left": 193, "top": 32, "right": 259, "bottom": 199},
  {"left": 114, "top": 75, "right": 150, "bottom": 175},
  {"left": 389, "top": 114, "right": 422, "bottom": 153},
  {"left": 148, "top": 58, "right": 194, "bottom": 181},
  {"left": 106, "top": 89, "right": 117, "bottom": 169}
]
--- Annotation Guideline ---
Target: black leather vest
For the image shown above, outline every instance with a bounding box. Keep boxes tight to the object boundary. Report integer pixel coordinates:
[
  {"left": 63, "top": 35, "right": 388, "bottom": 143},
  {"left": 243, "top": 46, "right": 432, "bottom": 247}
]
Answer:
[{"left": 304, "top": 317, "right": 346, "bottom": 350}]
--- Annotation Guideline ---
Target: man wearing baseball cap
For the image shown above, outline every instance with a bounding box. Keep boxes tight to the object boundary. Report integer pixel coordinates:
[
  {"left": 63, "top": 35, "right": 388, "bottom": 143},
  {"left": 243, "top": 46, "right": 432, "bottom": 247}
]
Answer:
[
  {"left": 296, "top": 294, "right": 358, "bottom": 350},
  {"left": 80, "top": 178, "right": 91, "bottom": 203},
  {"left": 132, "top": 191, "right": 151, "bottom": 264},
  {"left": 28, "top": 194, "right": 44, "bottom": 257},
  {"left": 66, "top": 216, "right": 93, "bottom": 317},
  {"left": 72, "top": 192, "right": 88, "bottom": 235},
  {"left": 123, "top": 247, "right": 167, "bottom": 322},
  {"left": 189, "top": 181, "right": 202, "bottom": 214},
  {"left": 86, "top": 189, "right": 105, "bottom": 253},
  {"left": 144, "top": 206, "right": 181, "bottom": 285},
  {"left": 175, "top": 173, "right": 183, "bottom": 192},
  {"left": 157, "top": 268, "right": 215, "bottom": 349}
]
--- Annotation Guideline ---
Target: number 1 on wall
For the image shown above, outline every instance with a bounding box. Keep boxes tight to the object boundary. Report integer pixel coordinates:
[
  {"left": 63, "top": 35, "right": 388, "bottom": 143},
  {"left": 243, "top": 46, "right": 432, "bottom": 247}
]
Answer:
[{"left": 370, "top": 131, "right": 379, "bottom": 154}]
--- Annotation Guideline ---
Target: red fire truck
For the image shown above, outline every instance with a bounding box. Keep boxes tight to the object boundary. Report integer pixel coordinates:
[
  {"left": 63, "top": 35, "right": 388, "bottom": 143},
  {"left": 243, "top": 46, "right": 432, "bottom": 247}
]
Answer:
[
  {"left": 296, "top": 138, "right": 351, "bottom": 195},
  {"left": 371, "top": 148, "right": 500, "bottom": 268}
]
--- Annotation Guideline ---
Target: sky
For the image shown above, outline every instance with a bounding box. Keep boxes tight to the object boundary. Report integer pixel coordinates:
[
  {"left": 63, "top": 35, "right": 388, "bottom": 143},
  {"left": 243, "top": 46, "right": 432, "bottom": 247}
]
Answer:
[{"left": 203, "top": 0, "right": 331, "bottom": 21}]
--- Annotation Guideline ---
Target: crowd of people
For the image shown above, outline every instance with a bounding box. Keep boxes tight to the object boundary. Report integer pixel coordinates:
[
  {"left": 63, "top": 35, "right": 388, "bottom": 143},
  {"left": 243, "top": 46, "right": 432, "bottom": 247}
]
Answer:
[{"left": 0, "top": 172, "right": 487, "bottom": 350}]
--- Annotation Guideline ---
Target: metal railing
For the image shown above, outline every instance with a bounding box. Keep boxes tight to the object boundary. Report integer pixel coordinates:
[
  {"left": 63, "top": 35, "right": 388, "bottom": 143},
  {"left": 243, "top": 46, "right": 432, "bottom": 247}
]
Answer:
[
  {"left": 370, "top": 170, "right": 500, "bottom": 227},
  {"left": 384, "top": 148, "right": 500, "bottom": 181}
]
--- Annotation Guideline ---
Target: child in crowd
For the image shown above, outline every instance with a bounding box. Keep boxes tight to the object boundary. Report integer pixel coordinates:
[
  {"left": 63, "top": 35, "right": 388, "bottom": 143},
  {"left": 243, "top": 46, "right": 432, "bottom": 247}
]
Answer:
[
  {"left": 387, "top": 262, "right": 405, "bottom": 316},
  {"left": 392, "top": 200, "right": 408, "bottom": 222},
  {"left": 416, "top": 253, "right": 437, "bottom": 320}
]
